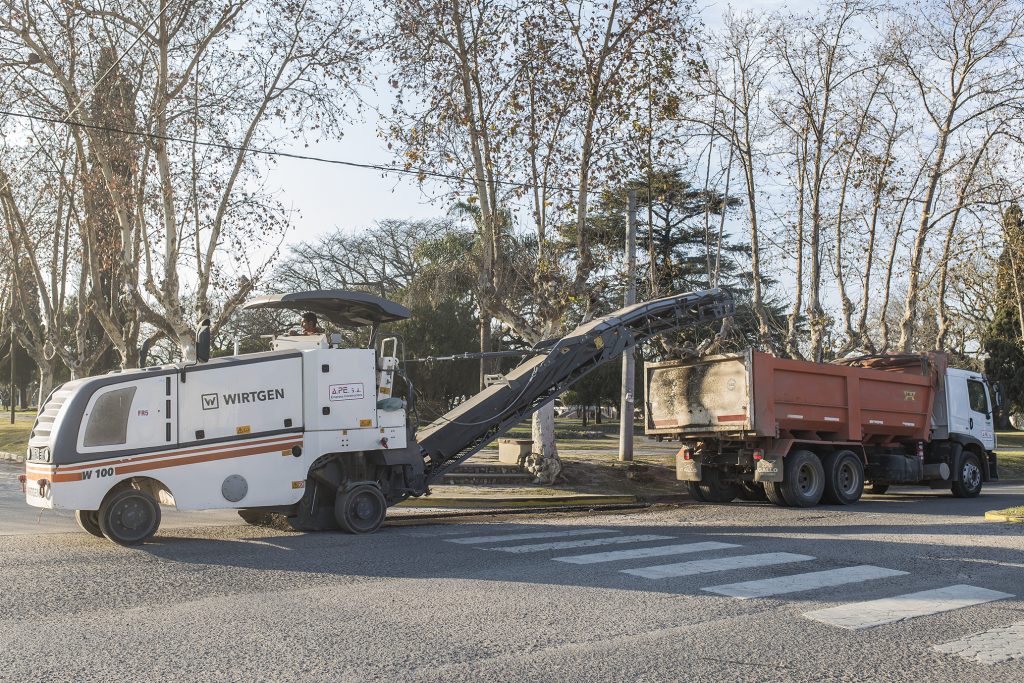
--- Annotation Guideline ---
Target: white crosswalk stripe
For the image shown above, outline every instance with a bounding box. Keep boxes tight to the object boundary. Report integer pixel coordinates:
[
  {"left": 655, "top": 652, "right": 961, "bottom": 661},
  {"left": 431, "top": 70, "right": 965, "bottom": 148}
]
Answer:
[
  {"left": 445, "top": 528, "right": 618, "bottom": 545},
  {"left": 703, "top": 565, "right": 908, "bottom": 599},
  {"left": 492, "top": 534, "right": 676, "bottom": 554},
  {"left": 804, "top": 584, "right": 1014, "bottom": 630},
  {"left": 553, "top": 541, "right": 741, "bottom": 565},
  {"left": 933, "top": 621, "right": 1024, "bottom": 664},
  {"left": 622, "top": 552, "right": 815, "bottom": 580}
]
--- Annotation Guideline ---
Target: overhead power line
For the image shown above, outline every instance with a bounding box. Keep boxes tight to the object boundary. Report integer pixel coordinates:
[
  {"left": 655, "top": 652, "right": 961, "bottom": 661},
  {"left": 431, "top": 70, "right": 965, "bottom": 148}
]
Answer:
[{"left": 0, "top": 108, "right": 578, "bottom": 194}]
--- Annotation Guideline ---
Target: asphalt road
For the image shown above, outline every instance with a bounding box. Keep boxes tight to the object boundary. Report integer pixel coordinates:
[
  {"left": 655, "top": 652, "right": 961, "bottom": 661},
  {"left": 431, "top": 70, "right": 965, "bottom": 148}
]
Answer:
[{"left": 1, "top": 462, "right": 1023, "bottom": 683}]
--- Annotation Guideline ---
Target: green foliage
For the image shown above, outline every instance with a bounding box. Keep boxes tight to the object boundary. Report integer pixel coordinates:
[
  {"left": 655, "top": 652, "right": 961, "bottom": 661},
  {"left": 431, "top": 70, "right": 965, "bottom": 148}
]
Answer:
[{"left": 984, "top": 204, "right": 1024, "bottom": 417}]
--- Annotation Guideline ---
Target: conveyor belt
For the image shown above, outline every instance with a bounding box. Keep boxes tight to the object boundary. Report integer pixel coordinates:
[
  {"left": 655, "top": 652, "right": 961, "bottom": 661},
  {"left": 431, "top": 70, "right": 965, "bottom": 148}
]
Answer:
[{"left": 415, "top": 288, "right": 734, "bottom": 483}]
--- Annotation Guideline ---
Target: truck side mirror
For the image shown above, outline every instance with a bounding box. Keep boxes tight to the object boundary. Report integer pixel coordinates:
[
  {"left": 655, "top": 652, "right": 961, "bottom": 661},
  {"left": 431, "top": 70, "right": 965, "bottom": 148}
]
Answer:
[
  {"left": 994, "top": 382, "right": 1004, "bottom": 410},
  {"left": 196, "top": 318, "right": 211, "bottom": 363}
]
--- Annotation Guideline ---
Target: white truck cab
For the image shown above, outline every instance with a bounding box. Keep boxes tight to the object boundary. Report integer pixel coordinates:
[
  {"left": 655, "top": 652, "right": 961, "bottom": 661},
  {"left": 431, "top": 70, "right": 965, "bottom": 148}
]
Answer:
[{"left": 944, "top": 368, "right": 997, "bottom": 452}]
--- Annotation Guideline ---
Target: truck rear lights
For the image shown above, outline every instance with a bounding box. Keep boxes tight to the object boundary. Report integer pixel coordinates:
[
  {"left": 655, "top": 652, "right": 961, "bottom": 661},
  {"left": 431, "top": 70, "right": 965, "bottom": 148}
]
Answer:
[
  {"left": 681, "top": 448, "right": 694, "bottom": 461},
  {"left": 752, "top": 449, "right": 764, "bottom": 461}
]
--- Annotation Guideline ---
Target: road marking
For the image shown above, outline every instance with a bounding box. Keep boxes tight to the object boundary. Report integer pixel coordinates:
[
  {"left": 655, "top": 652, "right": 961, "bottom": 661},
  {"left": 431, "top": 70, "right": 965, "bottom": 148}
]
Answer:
[
  {"left": 492, "top": 534, "right": 675, "bottom": 554},
  {"left": 934, "top": 621, "right": 1024, "bottom": 664},
  {"left": 703, "top": 565, "right": 908, "bottom": 599},
  {"left": 804, "top": 585, "right": 1014, "bottom": 630},
  {"left": 622, "top": 552, "right": 815, "bottom": 580},
  {"left": 445, "top": 528, "right": 618, "bottom": 544},
  {"left": 553, "top": 541, "right": 740, "bottom": 565}
]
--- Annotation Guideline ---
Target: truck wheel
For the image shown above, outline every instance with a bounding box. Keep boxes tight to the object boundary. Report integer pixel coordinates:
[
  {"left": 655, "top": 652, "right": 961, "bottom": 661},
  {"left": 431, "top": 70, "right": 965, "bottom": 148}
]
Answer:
[
  {"left": 97, "top": 488, "right": 161, "bottom": 546},
  {"left": 868, "top": 484, "right": 889, "bottom": 495},
  {"left": 736, "top": 482, "right": 768, "bottom": 502},
  {"left": 763, "top": 481, "right": 789, "bottom": 507},
  {"left": 951, "top": 452, "right": 983, "bottom": 498},
  {"left": 685, "top": 482, "right": 707, "bottom": 502},
  {"left": 822, "top": 451, "right": 864, "bottom": 505},
  {"left": 75, "top": 510, "right": 104, "bottom": 538},
  {"left": 697, "top": 480, "right": 739, "bottom": 503},
  {"left": 780, "top": 450, "right": 825, "bottom": 507},
  {"left": 335, "top": 484, "right": 387, "bottom": 534}
]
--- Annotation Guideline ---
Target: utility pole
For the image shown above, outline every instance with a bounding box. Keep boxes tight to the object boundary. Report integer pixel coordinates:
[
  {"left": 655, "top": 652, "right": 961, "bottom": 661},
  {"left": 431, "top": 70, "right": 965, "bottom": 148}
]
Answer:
[{"left": 619, "top": 189, "right": 637, "bottom": 462}]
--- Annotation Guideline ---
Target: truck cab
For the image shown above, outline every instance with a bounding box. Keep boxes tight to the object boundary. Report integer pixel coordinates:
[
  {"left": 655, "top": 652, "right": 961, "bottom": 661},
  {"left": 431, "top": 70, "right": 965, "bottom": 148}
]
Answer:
[{"left": 943, "top": 368, "right": 997, "bottom": 452}]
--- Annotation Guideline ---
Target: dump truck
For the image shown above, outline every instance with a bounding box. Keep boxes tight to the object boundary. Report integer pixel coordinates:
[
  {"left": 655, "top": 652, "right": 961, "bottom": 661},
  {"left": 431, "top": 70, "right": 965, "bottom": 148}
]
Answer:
[
  {"left": 21, "top": 288, "right": 733, "bottom": 545},
  {"left": 645, "top": 349, "right": 1000, "bottom": 507}
]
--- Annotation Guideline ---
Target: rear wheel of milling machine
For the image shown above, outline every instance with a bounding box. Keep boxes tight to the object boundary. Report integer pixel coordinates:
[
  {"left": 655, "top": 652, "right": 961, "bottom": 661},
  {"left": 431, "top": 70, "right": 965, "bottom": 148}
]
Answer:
[
  {"left": 335, "top": 484, "right": 387, "bottom": 534},
  {"left": 97, "top": 487, "right": 162, "bottom": 546},
  {"left": 74, "top": 510, "right": 104, "bottom": 537}
]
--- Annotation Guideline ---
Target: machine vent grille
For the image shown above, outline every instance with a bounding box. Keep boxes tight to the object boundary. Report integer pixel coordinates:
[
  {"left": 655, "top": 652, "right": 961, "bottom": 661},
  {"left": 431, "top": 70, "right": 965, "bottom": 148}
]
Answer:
[{"left": 29, "top": 381, "right": 81, "bottom": 444}]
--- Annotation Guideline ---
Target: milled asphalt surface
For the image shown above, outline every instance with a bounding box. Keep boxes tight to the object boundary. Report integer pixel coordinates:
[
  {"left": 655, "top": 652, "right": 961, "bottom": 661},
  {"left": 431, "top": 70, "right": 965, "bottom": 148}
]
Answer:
[{"left": 1, "top": 460, "right": 1023, "bottom": 683}]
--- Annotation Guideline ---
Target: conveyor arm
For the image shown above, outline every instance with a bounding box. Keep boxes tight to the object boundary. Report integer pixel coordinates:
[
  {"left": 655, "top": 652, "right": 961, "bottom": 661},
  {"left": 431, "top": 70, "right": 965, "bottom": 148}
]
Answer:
[{"left": 414, "top": 288, "right": 734, "bottom": 483}]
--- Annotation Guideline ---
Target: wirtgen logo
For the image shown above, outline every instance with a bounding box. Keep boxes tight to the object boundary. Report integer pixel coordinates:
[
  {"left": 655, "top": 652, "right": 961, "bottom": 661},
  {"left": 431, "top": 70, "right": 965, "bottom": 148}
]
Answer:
[{"left": 202, "top": 393, "right": 219, "bottom": 410}]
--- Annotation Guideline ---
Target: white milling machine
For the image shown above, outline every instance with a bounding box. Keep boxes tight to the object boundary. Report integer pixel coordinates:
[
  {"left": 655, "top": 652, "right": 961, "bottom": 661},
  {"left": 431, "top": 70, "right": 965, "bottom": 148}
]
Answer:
[{"left": 21, "top": 289, "right": 733, "bottom": 545}]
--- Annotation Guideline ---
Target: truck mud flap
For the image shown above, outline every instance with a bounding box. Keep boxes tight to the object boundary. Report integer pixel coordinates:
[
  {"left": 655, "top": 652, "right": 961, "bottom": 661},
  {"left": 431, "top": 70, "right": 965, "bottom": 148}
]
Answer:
[
  {"left": 753, "top": 457, "right": 782, "bottom": 483},
  {"left": 676, "top": 458, "right": 701, "bottom": 482}
]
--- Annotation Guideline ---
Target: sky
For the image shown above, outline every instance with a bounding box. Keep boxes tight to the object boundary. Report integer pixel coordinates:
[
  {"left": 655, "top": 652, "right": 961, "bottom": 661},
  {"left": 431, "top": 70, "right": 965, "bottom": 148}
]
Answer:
[{"left": 259, "top": 0, "right": 802, "bottom": 248}]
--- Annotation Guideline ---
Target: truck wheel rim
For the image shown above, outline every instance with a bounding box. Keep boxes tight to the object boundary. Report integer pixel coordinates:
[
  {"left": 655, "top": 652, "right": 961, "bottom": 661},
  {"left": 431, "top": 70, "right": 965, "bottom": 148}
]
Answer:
[
  {"left": 963, "top": 461, "right": 981, "bottom": 489},
  {"left": 838, "top": 461, "right": 858, "bottom": 495},
  {"left": 111, "top": 497, "right": 152, "bottom": 540},
  {"left": 797, "top": 464, "right": 817, "bottom": 494},
  {"left": 346, "top": 490, "right": 384, "bottom": 531}
]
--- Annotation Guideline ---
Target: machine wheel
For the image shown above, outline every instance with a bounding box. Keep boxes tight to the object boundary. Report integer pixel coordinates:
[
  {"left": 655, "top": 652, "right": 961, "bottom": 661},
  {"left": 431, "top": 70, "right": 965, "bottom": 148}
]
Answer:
[
  {"left": 75, "top": 510, "right": 104, "bottom": 538},
  {"left": 763, "top": 481, "right": 789, "bottom": 507},
  {"left": 736, "top": 482, "right": 769, "bottom": 502},
  {"left": 335, "top": 484, "right": 387, "bottom": 534},
  {"left": 822, "top": 450, "right": 864, "bottom": 505},
  {"left": 97, "top": 488, "right": 161, "bottom": 546},
  {"left": 697, "top": 480, "right": 740, "bottom": 503},
  {"left": 780, "top": 450, "right": 825, "bottom": 507},
  {"left": 951, "top": 452, "right": 983, "bottom": 498},
  {"left": 685, "top": 482, "right": 707, "bottom": 502},
  {"left": 868, "top": 484, "right": 889, "bottom": 495}
]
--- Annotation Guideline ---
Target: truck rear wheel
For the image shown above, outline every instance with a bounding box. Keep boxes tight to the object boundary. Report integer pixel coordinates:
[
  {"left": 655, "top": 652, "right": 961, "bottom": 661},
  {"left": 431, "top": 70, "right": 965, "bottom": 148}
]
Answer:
[
  {"left": 780, "top": 450, "right": 825, "bottom": 507},
  {"left": 763, "top": 481, "right": 789, "bottom": 506},
  {"left": 75, "top": 510, "right": 104, "bottom": 538},
  {"left": 97, "top": 488, "right": 161, "bottom": 546},
  {"left": 736, "top": 482, "right": 768, "bottom": 502},
  {"left": 692, "top": 469, "right": 738, "bottom": 503},
  {"left": 335, "top": 484, "right": 387, "bottom": 534},
  {"left": 822, "top": 451, "right": 864, "bottom": 505},
  {"left": 685, "top": 482, "right": 707, "bottom": 502},
  {"left": 951, "top": 452, "right": 983, "bottom": 498}
]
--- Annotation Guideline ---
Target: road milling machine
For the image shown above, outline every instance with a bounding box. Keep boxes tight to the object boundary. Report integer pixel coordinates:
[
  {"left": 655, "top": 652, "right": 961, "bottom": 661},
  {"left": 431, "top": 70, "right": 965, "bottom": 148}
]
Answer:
[{"left": 21, "top": 289, "right": 734, "bottom": 545}]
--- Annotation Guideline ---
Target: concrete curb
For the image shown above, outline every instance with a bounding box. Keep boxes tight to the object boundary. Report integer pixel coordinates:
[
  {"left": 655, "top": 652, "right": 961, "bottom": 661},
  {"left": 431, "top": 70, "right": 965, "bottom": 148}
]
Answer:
[
  {"left": 0, "top": 451, "right": 23, "bottom": 463},
  {"left": 397, "top": 494, "right": 638, "bottom": 509},
  {"left": 984, "top": 510, "right": 1024, "bottom": 523}
]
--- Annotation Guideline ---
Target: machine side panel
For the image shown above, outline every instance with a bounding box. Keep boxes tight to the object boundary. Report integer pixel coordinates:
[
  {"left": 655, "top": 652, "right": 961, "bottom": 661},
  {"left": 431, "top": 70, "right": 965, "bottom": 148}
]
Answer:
[
  {"left": 178, "top": 357, "right": 303, "bottom": 441},
  {"left": 302, "top": 349, "right": 378, "bottom": 431}
]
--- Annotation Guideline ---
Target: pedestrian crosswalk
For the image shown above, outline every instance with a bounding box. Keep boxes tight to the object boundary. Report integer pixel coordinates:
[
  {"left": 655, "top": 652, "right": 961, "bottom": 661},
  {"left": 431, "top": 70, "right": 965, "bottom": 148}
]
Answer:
[{"left": 428, "top": 522, "right": 1018, "bottom": 665}]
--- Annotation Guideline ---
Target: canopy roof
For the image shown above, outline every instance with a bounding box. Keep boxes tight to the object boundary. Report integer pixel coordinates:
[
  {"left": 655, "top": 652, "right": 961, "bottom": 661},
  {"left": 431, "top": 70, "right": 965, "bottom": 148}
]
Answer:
[{"left": 242, "top": 290, "right": 411, "bottom": 327}]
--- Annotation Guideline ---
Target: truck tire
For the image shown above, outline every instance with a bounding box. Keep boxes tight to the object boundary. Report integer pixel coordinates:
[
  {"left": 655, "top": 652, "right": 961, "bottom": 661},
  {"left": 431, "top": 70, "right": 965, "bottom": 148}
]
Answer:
[
  {"left": 822, "top": 450, "right": 864, "bottom": 505},
  {"left": 691, "top": 468, "right": 738, "bottom": 503},
  {"left": 75, "top": 510, "right": 104, "bottom": 538},
  {"left": 763, "top": 481, "right": 789, "bottom": 507},
  {"left": 685, "top": 482, "right": 707, "bottom": 502},
  {"left": 737, "top": 482, "right": 769, "bottom": 502},
  {"left": 335, "top": 484, "right": 387, "bottom": 534},
  {"left": 780, "top": 450, "right": 825, "bottom": 507},
  {"left": 951, "top": 452, "right": 983, "bottom": 498},
  {"left": 97, "top": 487, "right": 161, "bottom": 546},
  {"left": 868, "top": 484, "right": 889, "bottom": 495}
]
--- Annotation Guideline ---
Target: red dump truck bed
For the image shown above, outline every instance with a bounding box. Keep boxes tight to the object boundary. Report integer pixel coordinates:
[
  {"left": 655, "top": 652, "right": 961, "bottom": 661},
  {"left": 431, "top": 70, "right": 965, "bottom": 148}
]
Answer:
[{"left": 646, "top": 349, "right": 939, "bottom": 444}]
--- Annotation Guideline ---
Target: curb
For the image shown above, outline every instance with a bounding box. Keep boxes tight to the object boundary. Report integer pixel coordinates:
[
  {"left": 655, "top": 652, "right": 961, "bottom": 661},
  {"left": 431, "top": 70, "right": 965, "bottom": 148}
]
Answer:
[
  {"left": 0, "top": 452, "right": 23, "bottom": 463},
  {"left": 984, "top": 510, "right": 1024, "bottom": 523},
  {"left": 397, "top": 494, "right": 638, "bottom": 509}
]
